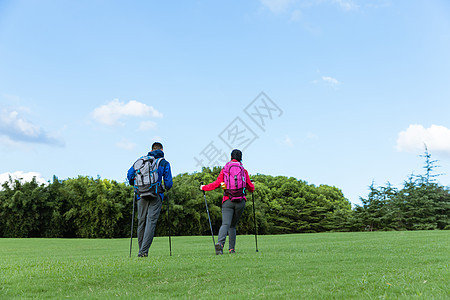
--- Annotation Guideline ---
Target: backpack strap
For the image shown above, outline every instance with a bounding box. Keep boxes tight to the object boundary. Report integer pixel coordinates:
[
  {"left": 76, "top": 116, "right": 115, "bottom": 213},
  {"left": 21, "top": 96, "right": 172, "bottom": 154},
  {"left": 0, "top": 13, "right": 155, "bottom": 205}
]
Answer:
[{"left": 152, "top": 157, "right": 165, "bottom": 194}]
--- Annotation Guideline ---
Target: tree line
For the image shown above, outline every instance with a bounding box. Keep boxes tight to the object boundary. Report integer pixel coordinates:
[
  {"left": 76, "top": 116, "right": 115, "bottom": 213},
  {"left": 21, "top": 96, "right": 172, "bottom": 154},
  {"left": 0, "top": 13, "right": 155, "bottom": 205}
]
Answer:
[
  {"left": 353, "top": 149, "right": 449, "bottom": 231},
  {"left": 1, "top": 151, "right": 448, "bottom": 238}
]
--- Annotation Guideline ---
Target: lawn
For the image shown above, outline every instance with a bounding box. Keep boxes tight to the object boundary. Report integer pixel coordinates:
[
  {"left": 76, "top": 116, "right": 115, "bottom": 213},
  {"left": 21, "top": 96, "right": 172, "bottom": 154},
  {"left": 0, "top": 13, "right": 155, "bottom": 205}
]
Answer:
[{"left": 0, "top": 231, "right": 449, "bottom": 299}]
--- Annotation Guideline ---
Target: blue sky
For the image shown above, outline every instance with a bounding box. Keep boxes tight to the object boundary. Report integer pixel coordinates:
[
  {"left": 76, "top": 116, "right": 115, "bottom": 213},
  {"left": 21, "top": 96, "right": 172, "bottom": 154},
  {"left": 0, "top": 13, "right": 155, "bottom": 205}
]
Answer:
[{"left": 1, "top": 0, "right": 450, "bottom": 206}]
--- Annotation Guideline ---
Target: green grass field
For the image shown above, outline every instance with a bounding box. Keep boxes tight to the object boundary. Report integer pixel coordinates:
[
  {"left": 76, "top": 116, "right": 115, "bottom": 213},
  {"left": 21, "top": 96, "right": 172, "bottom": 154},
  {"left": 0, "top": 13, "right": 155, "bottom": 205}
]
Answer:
[{"left": 1, "top": 231, "right": 449, "bottom": 299}]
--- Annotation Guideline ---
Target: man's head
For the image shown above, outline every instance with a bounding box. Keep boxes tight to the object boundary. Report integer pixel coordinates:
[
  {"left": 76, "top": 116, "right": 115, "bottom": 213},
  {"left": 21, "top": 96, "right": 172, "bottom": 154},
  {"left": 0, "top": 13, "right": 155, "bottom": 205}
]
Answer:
[
  {"left": 152, "top": 142, "right": 163, "bottom": 151},
  {"left": 231, "top": 149, "right": 242, "bottom": 162}
]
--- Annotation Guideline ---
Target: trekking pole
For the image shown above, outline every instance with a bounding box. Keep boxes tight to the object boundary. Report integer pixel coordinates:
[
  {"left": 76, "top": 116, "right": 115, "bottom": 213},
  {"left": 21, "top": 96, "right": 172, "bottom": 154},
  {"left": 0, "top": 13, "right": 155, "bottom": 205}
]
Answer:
[
  {"left": 251, "top": 180, "right": 259, "bottom": 252},
  {"left": 129, "top": 192, "right": 137, "bottom": 257},
  {"left": 166, "top": 192, "right": 172, "bottom": 256},
  {"left": 201, "top": 181, "right": 216, "bottom": 250}
]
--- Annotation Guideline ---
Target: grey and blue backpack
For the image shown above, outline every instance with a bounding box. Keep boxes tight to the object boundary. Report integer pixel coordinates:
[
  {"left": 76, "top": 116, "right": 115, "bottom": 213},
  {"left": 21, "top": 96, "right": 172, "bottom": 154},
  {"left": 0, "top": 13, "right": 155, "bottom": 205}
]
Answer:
[{"left": 133, "top": 155, "right": 163, "bottom": 198}]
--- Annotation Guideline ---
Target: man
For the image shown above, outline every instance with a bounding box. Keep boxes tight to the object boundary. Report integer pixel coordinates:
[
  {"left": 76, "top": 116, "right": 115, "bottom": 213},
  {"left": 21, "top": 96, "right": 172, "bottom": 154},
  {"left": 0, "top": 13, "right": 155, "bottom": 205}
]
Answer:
[{"left": 127, "top": 142, "right": 173, "bottom": 257}]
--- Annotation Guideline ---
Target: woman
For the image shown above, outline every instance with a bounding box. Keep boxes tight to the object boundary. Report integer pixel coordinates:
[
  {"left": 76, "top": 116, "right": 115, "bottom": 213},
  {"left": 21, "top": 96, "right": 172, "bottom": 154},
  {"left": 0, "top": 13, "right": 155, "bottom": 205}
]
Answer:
[{"left": 200, "top": 149, "right": 255, "bottom": 254}]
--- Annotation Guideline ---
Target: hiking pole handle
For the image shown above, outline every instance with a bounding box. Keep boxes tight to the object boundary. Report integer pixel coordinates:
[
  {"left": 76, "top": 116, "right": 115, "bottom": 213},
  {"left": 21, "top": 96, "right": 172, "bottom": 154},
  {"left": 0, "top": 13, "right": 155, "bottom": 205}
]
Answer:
[{"left": 200, "top": 181, "right": 206, "bottom": 196}]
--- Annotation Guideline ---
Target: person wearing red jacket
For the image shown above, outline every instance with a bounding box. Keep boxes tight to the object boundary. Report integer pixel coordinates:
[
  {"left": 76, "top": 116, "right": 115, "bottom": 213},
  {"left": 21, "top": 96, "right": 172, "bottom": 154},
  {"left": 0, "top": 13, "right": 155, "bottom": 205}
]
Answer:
[{"left": 200, "top": 149, "right": 255, "bottom": 255}]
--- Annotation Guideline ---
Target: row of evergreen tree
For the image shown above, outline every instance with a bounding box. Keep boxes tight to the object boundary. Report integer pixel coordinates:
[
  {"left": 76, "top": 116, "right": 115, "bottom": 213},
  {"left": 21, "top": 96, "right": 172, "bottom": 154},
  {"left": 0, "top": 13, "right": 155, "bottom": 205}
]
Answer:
[{"left": 1, "top": 151, "right": 448, "bottom": 238}]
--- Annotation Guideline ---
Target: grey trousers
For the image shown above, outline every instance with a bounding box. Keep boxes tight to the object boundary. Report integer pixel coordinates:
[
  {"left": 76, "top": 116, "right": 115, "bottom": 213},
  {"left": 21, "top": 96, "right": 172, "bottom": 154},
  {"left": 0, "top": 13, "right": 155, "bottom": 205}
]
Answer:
[
  {"left": 217, "top": 199, "right": 246, "bottom": 250},
  {"left": 137, "top": 194, "right": 162, "bottom": 255}
]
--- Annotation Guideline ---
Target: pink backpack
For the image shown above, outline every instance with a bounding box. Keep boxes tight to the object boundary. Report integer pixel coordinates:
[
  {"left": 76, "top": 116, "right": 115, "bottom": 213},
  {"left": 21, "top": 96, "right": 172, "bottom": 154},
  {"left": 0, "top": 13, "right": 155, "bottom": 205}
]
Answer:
[{"left": 223, "top": 161, "right": 246, "bottom": 202}]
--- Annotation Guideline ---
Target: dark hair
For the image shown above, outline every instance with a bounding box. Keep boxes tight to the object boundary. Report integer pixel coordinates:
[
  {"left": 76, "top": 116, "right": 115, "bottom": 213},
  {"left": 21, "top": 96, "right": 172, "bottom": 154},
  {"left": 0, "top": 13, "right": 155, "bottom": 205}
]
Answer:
[
  {"left": 152, "top": 142, "right": 163, "bottom": 150},
  {"left": 231, "top": 149, "right": 242, "bottom": 162}
]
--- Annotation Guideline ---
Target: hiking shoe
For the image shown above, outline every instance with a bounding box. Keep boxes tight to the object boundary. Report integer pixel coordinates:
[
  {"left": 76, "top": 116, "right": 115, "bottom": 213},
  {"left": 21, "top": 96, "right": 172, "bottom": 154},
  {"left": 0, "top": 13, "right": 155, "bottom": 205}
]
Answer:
[
  {"left": 215, "top": 243, "right": 223, "bottom": 255},
  {"left": 229, "top": 249, "right": 236, "bottom": 254},
  {"left": 138, "top": 253, "right": 148, "bottom": 257}
]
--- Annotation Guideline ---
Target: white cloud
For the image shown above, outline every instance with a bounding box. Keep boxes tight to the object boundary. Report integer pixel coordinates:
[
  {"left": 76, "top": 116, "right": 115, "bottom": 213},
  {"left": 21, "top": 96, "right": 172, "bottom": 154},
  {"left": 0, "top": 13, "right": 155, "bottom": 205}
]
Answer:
[
  {"left": 0, "top": 108, "right": 64, "bottom": 147},
  {"left": 322, "top": 76, "right": 340, "bottom": 86},
  {"left": 261, "top": 0, "right": 296, "bottom": 13},
  {"left": 306, "top": 132, "right": 318, "bottom": 140},
  {"left": 139, "top": 121, "right": 157, "bottom": 131},
  {"left": 0, "top": 171, "right": 47, "bottom": 187},
  {"left": 116, "top": 139, "right": 136, "bottom": 151},
  {"left": 0, "top": 135, "right": 18, "bottom": 147},
  {"left": 92, "top": 99, "right": 163, "bottom": 126},
  {"left": 284, "top": 135, "right": 294, "bottom": 147},
  {"left": 396, "top": 124, "right": 450, "bottom": 156}
]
